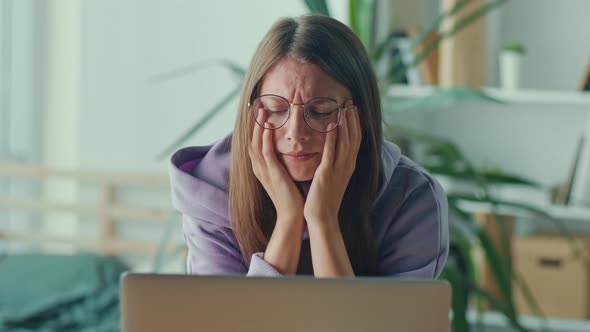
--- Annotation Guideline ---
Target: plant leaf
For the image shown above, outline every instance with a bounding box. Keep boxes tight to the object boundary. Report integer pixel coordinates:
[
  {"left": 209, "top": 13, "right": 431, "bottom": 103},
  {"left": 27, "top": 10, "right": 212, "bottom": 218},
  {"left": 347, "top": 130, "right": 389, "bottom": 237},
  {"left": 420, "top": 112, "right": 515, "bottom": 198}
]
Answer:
[
  {"left": 350, "top": 0, "right": 376, "bottom": 53},
  {"left": 382, "top": 124, "right": 451, "bottom": 146},
  {"left": 349, "top": 0, "right": 358, "bottom": 35},
  {"left": 478, "top": 172, "right": 542, "bottom": 187},
  {"left": 149, "top": 59, "right": 246, "bottom": 84},
  {"left": 427, "top": 166, "right": 542, "bottom": 188},
  {"left": 371, "top": 30, "right": 400, "bottom": 63},
  {"left": 156, "top": 86, "right": 241, "bottom": 160},
  {"left": 443, "top": 237, "right": 532, "bottom": 332},
  {"left": 449, "top": 201, "right": 476, "bottom": 225},
  {"left": 512, "top": 270, "right": 553, "bottom": 332},
  {"left": 426, "top": 142, "right": 465, "bottom": 165},
  {"left": 450, "top": 193, "right": 549, "bottom": 216},
  {"left": 449, "top": 221, "right": 478, "bottom": 286},
  {"left": 476, "top": 222, "right": 516, "bottom": 313},
  {"left": 451, "top": 193, "right": 589, "bottom": 265},
  {"left": 441, "top": 259, "right": 470, "bottom": 332},
  {"left": 470, "top": 285, "right": 530, "bottom": 332},
  {"left": 304, "top": 0, "right": 331, "bottom": 16}
]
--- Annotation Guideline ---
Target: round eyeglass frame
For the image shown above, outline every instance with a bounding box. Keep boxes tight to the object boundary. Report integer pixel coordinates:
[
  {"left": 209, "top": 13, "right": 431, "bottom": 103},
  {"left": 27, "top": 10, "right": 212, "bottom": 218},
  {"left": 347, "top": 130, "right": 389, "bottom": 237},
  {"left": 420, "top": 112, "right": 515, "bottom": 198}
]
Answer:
[{"left": 248, "top": 94, "right": 355, "bottom": 133}]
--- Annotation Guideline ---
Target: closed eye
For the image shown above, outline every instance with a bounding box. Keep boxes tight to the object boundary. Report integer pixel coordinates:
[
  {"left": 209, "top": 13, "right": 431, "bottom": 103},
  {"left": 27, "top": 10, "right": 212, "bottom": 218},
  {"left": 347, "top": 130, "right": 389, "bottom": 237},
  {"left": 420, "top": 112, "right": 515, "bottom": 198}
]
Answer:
[
  {"left": 267, "top": 108, "right": 288, "bottom": 114},
  {"left": 308, "top": 110, "right": 336, "bottom": 119}
]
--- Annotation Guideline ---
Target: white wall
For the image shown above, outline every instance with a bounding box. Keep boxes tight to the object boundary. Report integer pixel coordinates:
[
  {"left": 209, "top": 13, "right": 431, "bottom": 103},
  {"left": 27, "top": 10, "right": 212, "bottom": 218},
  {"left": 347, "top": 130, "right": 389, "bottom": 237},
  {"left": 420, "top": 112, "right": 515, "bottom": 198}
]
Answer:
[
  {"left": 0, "top": 0, "right": 44, "bottom": 249},
  {"left": 1, "top": 0, "right": 43, "bottom": 163},
  {"left": 41, "top": 0, "right": 81, "bottom": 239},
  {"left": 78, "top": 0, "right": 313, "bottom": 172}
]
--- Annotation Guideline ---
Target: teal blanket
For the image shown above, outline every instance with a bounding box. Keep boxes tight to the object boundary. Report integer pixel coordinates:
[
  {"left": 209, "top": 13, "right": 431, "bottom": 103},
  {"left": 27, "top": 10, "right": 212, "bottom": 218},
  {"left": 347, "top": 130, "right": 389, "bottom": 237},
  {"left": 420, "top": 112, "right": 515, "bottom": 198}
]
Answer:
[{"left": 0, "top": 253, "right": 128, "bottom": 331}]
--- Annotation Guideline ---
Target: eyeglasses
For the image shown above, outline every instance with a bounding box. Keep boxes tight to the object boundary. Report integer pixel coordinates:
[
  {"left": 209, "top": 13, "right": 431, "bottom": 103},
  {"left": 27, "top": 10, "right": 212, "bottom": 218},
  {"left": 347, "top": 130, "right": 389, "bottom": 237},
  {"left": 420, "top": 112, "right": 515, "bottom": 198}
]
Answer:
[{"left": 248, "top": 94, "right": 355, "bottom": 133}]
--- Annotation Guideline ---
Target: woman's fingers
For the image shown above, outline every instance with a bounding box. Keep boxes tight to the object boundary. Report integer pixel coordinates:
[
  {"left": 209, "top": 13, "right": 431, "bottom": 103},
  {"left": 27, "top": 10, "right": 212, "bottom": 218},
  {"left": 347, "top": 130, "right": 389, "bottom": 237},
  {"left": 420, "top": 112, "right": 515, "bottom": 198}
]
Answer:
[
  {"left": 349, "top": 107, "right": 361, "bottom": 152},
  {"left": 334, "top": 108, "right": 350, "bottom": 167},
  {"left": 319, "top": 123, "right": 337, "bottom": 170},
  {"left": 250, "top": 109, "right": 268, "bottom": 180},
  {"left": 262, "top": 121, "right": 278, "bottom": 165},
  {"left": 250, "top": 109, "right": 265, "bottom": 158},
  {"left": 345, "top": 107, "right": 361, "bottom": 172}
]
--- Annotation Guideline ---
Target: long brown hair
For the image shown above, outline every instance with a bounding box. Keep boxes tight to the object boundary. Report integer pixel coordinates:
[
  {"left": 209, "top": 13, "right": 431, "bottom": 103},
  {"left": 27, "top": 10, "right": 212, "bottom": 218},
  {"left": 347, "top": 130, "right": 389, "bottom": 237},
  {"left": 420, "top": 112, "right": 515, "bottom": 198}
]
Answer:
[{"left": 229, "top": 15, "right": 383, "bottom": 275}]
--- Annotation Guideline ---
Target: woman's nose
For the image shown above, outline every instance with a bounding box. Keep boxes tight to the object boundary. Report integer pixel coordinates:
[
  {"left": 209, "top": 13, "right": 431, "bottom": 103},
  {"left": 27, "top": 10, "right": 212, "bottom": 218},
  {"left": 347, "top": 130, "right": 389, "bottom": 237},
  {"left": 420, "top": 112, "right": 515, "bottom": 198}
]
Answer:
[{"left": 284, "top": 105, "right": 311, "bottom": 141}]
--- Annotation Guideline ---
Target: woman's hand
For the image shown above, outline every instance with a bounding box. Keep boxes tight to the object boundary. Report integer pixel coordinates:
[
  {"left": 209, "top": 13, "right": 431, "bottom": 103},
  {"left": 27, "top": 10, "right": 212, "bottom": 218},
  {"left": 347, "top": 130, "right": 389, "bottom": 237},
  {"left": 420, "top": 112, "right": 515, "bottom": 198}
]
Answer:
[
  {"left": 249, "top": 109, "right": 306, "bottom": 274},
  {"left": 304, "top": 107, "right": 361, "bottom": 226},
  {"left": 249, "top": 109, "right": 305, "bottom": 223}
]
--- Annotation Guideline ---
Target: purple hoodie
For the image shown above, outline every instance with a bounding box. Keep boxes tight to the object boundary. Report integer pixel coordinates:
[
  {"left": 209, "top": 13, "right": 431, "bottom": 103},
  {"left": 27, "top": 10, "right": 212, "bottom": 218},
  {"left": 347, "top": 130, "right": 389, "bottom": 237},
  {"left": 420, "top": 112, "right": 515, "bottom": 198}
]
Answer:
[{"left": 169, "top": 133, "right": 449, "bottom": 278}]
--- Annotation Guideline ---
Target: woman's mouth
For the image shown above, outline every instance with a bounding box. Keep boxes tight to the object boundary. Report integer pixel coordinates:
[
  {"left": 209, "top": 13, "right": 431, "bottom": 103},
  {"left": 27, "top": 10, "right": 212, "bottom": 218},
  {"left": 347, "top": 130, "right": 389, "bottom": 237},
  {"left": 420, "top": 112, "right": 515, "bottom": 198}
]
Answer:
[{"left": 282, "top": 153, "right": 318, "bottom": 161}]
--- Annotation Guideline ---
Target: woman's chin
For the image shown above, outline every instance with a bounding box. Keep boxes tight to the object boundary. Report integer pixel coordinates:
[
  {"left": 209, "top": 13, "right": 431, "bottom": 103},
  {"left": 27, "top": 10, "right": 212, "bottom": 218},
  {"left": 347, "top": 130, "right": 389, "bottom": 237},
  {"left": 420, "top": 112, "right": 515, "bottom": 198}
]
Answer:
[
  {"left": 281, "top": 159, "right": 318, "bottom": 182},
  {"left": 288, "top": 172, "right": 314, "bottom": 182},
  {"left": 285, "top": 167, "right": 315, "bottom": 182}
]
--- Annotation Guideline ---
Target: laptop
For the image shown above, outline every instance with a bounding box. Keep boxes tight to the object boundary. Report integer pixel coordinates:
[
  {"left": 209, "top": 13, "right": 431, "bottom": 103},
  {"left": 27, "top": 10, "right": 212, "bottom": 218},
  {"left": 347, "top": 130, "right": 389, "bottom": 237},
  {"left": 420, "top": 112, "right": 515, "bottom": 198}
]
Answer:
[{"left": 120, "top": 273, "right": 451, "bottom": 332}]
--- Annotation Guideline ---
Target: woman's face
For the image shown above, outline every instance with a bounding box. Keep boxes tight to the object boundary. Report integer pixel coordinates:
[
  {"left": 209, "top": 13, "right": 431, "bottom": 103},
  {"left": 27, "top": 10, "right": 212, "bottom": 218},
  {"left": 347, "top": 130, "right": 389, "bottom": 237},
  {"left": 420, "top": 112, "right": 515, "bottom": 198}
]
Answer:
[{"left": 258, "top": 57, "right": 353, "bottom": 182}]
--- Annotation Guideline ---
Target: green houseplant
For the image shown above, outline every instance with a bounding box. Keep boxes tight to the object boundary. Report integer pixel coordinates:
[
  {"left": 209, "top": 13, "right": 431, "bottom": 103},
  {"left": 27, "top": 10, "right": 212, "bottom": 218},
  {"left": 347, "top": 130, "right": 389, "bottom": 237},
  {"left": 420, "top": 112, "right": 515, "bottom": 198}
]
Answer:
[
  {"left": 502, "top": 41, "right": 527, "bottom": 55},
  {"left": 154, "top": 1, "right": 580, "bottom": 331}
]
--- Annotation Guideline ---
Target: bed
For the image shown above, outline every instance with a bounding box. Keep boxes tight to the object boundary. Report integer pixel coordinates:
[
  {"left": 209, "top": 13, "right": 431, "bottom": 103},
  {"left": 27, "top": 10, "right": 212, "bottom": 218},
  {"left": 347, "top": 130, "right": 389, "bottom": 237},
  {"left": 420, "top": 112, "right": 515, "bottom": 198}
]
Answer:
[{"left": 0, "top": 164, "right": 182, "bottom": 331}]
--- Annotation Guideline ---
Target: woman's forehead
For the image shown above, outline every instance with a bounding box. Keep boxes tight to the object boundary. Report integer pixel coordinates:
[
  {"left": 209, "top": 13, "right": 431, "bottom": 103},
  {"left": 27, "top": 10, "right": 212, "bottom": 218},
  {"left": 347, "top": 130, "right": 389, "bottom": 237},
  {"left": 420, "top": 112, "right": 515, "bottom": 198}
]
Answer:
[{"left": 259, "top": 57, "right": 351, "bottom": 101}]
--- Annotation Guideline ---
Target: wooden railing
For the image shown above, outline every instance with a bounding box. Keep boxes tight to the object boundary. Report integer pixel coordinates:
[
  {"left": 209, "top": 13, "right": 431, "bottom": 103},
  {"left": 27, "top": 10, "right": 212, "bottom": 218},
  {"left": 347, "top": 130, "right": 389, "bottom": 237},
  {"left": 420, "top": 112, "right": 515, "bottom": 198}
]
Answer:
[{"left": 0, "top": 164, "right": 176, "bottom": 255}]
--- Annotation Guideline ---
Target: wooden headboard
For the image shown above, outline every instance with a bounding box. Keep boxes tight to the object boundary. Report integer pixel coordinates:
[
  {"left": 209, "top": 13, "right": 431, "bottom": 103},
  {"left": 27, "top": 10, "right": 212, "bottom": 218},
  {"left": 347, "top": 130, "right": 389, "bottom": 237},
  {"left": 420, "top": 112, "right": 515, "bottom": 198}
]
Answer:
[{"left": 0, "top": 164, "right": 178, "bottom": 256}]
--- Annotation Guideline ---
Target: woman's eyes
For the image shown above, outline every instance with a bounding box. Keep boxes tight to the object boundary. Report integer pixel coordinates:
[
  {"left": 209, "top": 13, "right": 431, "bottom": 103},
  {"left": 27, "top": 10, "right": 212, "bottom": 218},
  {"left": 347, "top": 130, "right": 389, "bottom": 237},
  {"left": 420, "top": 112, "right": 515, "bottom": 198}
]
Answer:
[
  {"left": 266, "top": 108, "right": 288, "bottom": 114},
  {"left": 263, "top": 104, "right": 336, "bottom": 118},
  {"left": 308, "top": 110, "right": 335, "bottom": 119}
]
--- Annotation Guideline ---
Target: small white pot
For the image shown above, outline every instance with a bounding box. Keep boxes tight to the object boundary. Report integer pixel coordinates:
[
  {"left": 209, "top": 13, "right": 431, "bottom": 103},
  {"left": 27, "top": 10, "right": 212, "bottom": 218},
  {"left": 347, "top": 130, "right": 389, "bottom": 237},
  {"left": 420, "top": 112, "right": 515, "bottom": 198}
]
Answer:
[{"left": 500, "top": 51, "right": 523, "bottom": 91}]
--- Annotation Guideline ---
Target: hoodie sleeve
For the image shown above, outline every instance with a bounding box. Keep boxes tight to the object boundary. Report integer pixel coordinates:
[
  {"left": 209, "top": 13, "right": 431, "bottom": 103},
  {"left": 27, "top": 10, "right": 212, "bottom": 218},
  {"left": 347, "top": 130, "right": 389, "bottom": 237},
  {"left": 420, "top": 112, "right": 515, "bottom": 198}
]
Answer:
[
  {"left": 182, "top": 214, "right": 282, "bottom": 276},
  {"left": 170, "top": 138, "right": 283, "bottom": 277},
  {"left": 377, "top": 167, "right": 449, "bottom": 279}
]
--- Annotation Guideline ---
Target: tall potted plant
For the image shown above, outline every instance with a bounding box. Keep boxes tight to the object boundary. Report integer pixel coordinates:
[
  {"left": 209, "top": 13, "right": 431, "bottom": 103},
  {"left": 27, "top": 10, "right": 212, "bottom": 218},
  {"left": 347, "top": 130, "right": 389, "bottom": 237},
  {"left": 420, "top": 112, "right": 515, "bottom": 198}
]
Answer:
[{"left": 309, "top": 1, "right": 574, "bottom": 331}]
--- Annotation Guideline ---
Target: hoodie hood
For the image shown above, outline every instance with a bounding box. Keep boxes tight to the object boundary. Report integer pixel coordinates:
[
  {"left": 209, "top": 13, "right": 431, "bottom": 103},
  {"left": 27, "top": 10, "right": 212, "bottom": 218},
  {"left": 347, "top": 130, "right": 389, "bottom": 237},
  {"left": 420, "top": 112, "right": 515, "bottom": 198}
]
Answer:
[
  {"left": 169, "top": 134, "right": 232, "bottom": 227},
  {"left": 169, "top": 133, "right": 402, "bottom": 227}
]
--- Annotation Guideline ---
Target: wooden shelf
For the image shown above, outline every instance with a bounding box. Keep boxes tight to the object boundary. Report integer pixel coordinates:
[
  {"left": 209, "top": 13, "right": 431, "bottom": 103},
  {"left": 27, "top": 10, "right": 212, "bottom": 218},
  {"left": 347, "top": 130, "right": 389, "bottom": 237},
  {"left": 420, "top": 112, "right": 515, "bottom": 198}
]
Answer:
[
  {"left": 387, "top": 84, "right": 590, "bottom": 107},
  {"left": 547, "top": 204, "right": 590, "bottom": 221}
]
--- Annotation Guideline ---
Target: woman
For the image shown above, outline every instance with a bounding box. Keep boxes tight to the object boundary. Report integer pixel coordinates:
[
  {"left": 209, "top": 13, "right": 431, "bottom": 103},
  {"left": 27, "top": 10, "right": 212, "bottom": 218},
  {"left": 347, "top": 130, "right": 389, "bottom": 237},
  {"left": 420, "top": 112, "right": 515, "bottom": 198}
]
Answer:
[{"left": 170, "top": 15, "right": 448, "bottom": 278}]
